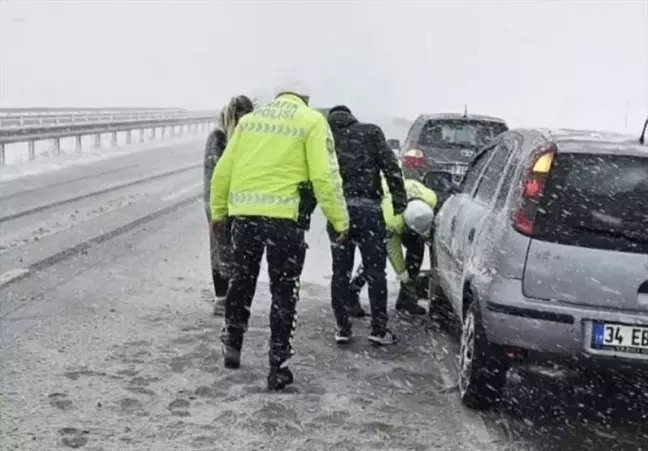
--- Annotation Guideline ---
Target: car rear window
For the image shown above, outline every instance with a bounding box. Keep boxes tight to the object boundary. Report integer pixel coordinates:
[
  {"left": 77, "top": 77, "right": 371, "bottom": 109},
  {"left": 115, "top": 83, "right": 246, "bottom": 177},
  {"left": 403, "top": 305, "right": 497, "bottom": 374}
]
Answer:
[
  {"left": 533, "top": 152, "right": 648, "bottom": 254},
  {"left": 418, "top": 120, "right": 507, "bottom": 149}
]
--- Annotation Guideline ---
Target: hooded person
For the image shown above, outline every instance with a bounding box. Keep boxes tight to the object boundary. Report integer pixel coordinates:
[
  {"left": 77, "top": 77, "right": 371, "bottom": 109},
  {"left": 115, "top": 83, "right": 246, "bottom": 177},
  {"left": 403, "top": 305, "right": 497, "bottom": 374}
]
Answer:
[
  {"left": 325, "top": 105, "right": 407, "bottom": 346},
  {"left": 203, "top": 95, "right": 255, "bottom": 315},
  {"left": 210, "top": 82, "right": 349, "bottom": 390}
]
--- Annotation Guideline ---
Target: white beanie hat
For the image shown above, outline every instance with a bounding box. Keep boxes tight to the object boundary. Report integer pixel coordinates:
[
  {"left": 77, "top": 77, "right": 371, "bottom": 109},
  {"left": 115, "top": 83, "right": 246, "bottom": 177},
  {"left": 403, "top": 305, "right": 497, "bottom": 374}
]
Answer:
[
  {"left": 274, "top": 80, "right": 311, "bottom": 104},
  {"left": 403, "top": 199, "right": 435, "bottom": 238}
]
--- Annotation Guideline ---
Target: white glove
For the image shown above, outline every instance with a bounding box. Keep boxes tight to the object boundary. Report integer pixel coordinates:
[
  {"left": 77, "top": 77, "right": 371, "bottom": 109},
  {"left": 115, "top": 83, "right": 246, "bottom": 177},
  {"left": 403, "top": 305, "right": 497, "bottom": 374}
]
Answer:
[{"left": 396, "top": 272, "right": 410, "bottom": 283}]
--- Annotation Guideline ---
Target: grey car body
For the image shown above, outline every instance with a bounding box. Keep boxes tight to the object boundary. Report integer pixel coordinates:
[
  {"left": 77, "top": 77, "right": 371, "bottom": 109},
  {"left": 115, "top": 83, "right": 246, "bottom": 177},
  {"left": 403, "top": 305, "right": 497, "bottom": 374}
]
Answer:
[
  {"left": 432, "top": 128, "right": 648, "bottom": 409},
  {"left": 400, "top": 113, "right": 508, "bottom": 186}
]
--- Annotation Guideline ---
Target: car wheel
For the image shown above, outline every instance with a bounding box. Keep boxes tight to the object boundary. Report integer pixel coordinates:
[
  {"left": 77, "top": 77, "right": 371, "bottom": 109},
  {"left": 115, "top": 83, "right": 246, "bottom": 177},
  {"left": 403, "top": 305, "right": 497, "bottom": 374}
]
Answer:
[{"left": 458, "top": 299, "right": 508, "bottom": 410}]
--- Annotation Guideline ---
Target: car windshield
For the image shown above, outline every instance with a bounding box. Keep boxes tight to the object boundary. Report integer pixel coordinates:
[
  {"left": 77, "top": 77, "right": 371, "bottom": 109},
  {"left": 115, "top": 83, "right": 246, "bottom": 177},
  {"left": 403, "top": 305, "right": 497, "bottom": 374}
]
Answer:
[{"left": 418, "top": 119, "right": 507, "bottom": 149}]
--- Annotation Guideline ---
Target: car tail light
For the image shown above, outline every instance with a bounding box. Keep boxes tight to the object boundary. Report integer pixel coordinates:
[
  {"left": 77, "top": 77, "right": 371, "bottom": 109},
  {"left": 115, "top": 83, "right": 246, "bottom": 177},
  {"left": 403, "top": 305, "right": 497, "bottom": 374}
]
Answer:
[
  {"left": 512, "top": 145, "right": 556, "bottom": 236},
  {"left": 402, "top": 149, "right": 427, "bottom": 169}
]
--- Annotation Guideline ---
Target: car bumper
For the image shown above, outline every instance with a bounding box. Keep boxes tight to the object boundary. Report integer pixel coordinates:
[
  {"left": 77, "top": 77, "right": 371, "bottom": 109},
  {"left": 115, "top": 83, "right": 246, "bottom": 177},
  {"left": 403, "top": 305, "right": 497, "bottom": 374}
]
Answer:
[{"left": 482, "top": 277, "right": 648, "bottom": 366}]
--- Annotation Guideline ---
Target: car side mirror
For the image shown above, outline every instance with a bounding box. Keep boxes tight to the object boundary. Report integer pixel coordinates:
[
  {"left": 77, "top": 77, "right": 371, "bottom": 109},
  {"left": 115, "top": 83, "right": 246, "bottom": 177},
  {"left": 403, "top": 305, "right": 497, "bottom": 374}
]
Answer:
[
  {"left": 387, "top": 139, "right": 401, "bottom": 151},
  {"left": 640, "top": 119, "right": 647, "bottom": 145},
  {"left": 423, "top": 171, "right": 456, "bottom": 194}
]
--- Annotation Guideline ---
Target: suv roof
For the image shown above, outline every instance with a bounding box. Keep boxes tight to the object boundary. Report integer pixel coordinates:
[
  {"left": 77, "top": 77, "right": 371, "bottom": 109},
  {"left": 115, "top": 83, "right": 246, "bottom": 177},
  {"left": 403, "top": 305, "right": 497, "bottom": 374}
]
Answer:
[{"left": 416, "top": 113, "right": 507, "bottom": 124}]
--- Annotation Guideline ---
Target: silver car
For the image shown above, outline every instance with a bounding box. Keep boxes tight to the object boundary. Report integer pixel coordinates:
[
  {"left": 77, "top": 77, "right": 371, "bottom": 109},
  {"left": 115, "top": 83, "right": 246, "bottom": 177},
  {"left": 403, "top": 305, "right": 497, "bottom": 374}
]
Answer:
[{"left": 431, "top": 129, "right": 648, "bottom": 410}]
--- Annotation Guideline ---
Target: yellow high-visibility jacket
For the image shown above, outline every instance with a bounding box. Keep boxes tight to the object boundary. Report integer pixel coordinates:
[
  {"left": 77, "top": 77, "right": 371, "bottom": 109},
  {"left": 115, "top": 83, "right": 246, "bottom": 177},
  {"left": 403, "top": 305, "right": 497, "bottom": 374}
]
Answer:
[{"left": 210, "top": 94, "right": 349, "bottom": 232}]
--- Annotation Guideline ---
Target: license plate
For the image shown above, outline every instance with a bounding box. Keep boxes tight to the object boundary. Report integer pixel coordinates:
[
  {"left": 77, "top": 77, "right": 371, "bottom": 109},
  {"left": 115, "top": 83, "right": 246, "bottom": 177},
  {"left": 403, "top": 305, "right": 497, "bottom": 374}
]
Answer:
[
  {"left": 452, "top": 166, "right": 467, "bottom": 175},
  {"left": 437, "top": 164, "right": 467, "bottom": 175},
  {"left": 591, "top": 322, "right": 648, "bottom": 354}
]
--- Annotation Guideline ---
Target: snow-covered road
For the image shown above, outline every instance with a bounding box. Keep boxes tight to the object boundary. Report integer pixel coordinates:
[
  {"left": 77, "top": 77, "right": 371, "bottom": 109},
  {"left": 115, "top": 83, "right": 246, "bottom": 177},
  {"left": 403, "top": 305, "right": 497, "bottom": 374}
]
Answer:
[{"left": 1, "top": 139, "right": 647, "bottom": 451}]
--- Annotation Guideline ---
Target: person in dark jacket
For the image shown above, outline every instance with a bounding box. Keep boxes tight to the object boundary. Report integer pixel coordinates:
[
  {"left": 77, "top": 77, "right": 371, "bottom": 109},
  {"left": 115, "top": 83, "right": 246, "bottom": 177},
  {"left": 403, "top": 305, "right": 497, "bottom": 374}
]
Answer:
[
  {"left": 203, "top": 95, "right": 254, "bottom": 315},
  {"left": 326, "top": 105, "right": 407, "bottom": 346}
]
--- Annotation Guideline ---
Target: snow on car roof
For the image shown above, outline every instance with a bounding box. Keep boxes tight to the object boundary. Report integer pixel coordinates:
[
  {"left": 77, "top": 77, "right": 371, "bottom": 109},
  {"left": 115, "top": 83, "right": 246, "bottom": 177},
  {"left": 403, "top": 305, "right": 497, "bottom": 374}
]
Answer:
[{"left": 417, "top": 113, "right": 507, "bottom": 123}]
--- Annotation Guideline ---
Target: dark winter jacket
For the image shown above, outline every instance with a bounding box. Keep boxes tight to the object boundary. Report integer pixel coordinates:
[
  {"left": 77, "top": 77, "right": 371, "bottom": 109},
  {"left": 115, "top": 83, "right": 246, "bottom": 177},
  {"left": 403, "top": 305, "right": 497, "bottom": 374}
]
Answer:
[
  {"left": 204, "top": 127, "right": 234, "bottom": 277},
  {"left": 328, "top": 107, "right": 407, "bottom": 215},
  {"left": 204, "top": 127, "right": 228, "bottom": 219}
]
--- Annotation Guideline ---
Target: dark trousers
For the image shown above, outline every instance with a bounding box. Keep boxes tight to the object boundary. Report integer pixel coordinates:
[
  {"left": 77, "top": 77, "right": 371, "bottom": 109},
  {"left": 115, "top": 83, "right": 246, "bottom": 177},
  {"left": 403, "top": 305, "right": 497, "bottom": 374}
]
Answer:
[
  {"left": 207, "top": 210, "right": 232, "bottom": 297},
  {"left": 351, "top": 228, "right": 426, "bottom": 304},
  {"left": 398, "top": 230, "right": 426, "bottom": 302},
  {"left": 209, "top": 226, "right": 230, "bottom": 297},
  {"left": 223, "top": 216, "right": 307, "bottom": 366},
  {"left": 327, "top": 204, "right": 388, "bottom": 334}
]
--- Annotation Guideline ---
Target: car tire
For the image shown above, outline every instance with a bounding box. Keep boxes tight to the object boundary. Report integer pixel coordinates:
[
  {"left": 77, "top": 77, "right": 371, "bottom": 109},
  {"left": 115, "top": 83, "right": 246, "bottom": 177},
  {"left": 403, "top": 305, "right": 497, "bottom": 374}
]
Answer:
[{"left": 458, "top": 298, "right": 509, "bottom": 410}]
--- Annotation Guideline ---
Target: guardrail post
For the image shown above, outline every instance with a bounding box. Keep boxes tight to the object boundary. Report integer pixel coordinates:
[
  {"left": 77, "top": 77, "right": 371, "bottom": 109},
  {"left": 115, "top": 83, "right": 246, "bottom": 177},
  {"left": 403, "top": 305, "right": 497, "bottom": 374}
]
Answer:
[
  {"left": 170, "top": 126, "right": 176, "bottom": 138},
  {"left": 94, "top": 134, "right": 101, "bottom": 148},
  {"left": 110, "top": 131, "right": 117, "bottom": 148},
  {"left": 75, "top": 135, "right": 82, "bottom": 153},
  {"left": 28, "top": 140, "right": 36, "bottom": 160},
  {"left": 140, "top": 128, "right": 146, "bottom": 143},
  {"left": 153, "top": 127, "right": 158, "bottom": 139},
  {"left": 126, "top": 130, "right": 132, "bottom": 145},
  {"left": 53, "top": 138, "right": 61, "bottom": 155},
  {"left": 0, "top": 143, "right": 5, "bottom": 166}
]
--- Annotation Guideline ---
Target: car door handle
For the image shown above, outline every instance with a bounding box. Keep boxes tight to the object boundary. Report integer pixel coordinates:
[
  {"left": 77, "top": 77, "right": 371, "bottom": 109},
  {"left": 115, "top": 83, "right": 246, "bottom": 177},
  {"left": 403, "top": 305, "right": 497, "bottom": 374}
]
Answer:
[
  {"left": 450, "top": 216, "right": 457, "bottom": 232},
  {"left": 468, "top": 228, "right": 475, "bottom": 243}
]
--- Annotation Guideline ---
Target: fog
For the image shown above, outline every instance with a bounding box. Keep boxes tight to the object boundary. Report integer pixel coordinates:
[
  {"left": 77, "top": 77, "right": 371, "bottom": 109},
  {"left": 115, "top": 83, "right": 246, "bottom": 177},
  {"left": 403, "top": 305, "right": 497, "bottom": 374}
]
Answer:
[{"left": 1, "top": 0, "right": 646, "bottom": 133}]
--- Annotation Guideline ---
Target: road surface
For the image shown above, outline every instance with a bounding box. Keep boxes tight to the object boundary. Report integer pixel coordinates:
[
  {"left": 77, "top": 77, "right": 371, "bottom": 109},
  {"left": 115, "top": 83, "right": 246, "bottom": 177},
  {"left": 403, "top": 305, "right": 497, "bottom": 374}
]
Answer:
[{"left": 1, "top": 140, "right": 647, "bottom": 451}]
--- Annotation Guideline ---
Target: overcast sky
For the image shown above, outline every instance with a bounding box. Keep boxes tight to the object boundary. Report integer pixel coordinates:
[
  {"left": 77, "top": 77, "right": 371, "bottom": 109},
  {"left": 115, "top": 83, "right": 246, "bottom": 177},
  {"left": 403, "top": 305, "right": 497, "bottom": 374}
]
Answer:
[{"left": 1, "top": 0, "right": 647, "bottom": 133}]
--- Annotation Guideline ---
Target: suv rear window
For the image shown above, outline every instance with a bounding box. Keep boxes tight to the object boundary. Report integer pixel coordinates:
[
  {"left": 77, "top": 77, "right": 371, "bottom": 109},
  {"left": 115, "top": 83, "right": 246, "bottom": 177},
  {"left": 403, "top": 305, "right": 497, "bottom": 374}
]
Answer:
[
  {"left": 418, "top": 120, "right": 507, "bottom": 149},
  {"left": 533, "top": 152, "right": 648, "bottom": 254}
]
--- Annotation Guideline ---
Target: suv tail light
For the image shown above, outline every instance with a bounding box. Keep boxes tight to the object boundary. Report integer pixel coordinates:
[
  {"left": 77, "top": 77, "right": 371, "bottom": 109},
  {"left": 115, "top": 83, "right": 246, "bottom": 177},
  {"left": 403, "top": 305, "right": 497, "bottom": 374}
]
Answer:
[
  {"left": 512, "top": 145, "right": 556, "bottom": 236},
  {"left": 402, "top": 149, "right": 427, "bottom": 169}
]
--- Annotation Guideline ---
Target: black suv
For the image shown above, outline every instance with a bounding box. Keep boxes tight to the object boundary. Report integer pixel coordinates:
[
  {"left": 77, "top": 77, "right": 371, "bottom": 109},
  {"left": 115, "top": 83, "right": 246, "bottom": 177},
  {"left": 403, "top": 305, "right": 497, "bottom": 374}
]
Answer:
[{"left": 395, "top": 113, "right": 508, "bottom": 187}]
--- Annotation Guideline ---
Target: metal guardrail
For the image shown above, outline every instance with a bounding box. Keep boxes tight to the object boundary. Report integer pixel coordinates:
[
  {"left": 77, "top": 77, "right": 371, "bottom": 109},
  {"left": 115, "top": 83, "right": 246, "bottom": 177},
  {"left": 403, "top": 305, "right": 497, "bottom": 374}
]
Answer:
[
  {"left": 0, "top": 107, "right": 185, "bottom": 116},
  {"left": 0, "top": 110, "right": 219, "bottom": 166},
  {"left": 0, "top": 109, "right": 212, "bottom": 129}
]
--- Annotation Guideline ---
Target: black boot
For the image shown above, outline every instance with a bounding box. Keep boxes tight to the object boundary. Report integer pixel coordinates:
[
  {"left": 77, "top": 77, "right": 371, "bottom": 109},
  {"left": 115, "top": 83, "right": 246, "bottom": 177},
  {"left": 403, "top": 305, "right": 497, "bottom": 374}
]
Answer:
[
  {"left": 220, "top": 329, "right": 242, "bottom": 369},
  {"left": 267, "top": 365, "right": 294, "bottom": 391},
  {"left": 396, "top": 301, "right": 427, "bottom": 317},
  {"left": 395, "top": 287, "right": 426, "bottom": 318}
]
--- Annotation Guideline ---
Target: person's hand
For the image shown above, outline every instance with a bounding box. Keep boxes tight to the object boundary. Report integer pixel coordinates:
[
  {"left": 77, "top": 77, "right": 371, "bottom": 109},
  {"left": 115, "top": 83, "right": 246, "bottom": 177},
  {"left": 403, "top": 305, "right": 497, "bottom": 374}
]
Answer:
[
  {"left": 335, "top": 229, "right": 349, "bottom": 245},
  {"left": 396, "top": 272, "right": 410, "bottom": 283},
  {"left": 211, "top": 219, "right": 224, "bottom": 236}
]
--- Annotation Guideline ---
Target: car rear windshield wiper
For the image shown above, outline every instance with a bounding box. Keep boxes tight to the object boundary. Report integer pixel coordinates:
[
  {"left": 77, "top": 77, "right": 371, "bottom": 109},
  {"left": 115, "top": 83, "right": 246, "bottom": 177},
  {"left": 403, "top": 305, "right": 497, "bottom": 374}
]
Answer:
[{"left": 574, "top": 223, "right": 648, "bottom": 245}]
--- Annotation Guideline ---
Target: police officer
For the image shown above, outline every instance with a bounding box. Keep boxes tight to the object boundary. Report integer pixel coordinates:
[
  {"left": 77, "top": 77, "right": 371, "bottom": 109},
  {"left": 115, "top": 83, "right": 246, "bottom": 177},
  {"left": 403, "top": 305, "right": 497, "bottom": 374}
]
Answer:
[
  {"left": 210, "top": 85, "right": 349, "bottom": 390},
  {"left": 350, "top": 178, "right": 437, "bottom": 318},
  {"left": 326, "top": 105, "right": 407, "bottom": 346}
]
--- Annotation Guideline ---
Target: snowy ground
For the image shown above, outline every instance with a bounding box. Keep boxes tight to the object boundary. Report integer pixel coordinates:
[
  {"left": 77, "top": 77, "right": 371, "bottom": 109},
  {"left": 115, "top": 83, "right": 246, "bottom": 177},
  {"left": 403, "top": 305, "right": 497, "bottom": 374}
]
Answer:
[{"left": 2, "top": 136, "right": 648, "bottom": 451}]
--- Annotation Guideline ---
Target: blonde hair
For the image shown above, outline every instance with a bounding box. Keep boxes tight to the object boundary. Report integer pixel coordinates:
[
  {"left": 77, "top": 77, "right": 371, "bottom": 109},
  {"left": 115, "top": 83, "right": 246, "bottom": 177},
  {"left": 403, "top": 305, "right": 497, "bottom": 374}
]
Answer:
[{"left": 219, "top": 95, "right": 254, "bottom": 139}]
